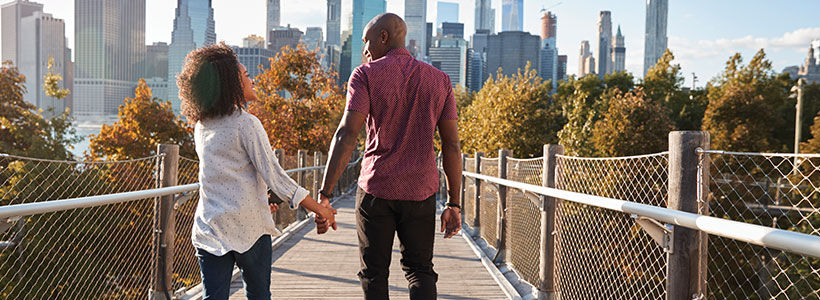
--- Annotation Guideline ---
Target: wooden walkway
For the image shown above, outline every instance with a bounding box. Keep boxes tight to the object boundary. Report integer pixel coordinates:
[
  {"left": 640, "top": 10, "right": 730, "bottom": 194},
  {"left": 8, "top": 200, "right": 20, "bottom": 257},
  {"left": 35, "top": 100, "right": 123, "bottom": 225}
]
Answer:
[{"left": 228, "top": 193, "right": 509, "bottom": 299}]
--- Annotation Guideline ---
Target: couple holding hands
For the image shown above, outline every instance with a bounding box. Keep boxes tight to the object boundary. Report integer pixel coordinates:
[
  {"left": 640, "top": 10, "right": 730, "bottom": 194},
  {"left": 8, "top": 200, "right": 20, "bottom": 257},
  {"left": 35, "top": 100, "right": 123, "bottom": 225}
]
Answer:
[{"left": 180, "top": 13, "right": 463, "bottom": 300}]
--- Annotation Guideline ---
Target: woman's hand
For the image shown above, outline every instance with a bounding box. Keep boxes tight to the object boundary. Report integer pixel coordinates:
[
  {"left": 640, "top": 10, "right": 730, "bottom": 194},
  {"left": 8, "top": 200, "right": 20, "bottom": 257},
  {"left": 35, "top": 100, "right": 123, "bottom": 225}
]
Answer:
[
  {"left": 316, "top": 206, "right": 338, "bottom": 232},
  {"left": 269, "top": 203, "right": 279, "bottom": 214}
]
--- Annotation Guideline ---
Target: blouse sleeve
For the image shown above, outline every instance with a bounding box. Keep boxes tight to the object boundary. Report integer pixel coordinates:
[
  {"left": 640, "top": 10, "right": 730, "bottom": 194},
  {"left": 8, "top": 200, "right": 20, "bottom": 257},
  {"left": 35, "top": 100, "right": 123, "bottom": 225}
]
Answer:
[{"left": 240, "top": 116, "right": 310, "bottom": 210}]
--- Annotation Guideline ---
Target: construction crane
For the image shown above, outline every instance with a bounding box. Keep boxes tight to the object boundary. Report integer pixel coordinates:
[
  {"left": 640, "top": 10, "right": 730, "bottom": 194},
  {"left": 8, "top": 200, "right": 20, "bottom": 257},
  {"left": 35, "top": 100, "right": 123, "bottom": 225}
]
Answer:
[{"left": 540, "top": 1, "right": 562, "bottom": 14}]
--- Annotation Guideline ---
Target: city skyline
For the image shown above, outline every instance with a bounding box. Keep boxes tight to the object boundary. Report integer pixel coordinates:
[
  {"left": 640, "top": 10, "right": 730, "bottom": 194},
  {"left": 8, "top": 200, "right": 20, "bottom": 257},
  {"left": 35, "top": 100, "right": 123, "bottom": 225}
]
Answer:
[{"left": 6, "top": 0, "right": 820, "bottom": 88}]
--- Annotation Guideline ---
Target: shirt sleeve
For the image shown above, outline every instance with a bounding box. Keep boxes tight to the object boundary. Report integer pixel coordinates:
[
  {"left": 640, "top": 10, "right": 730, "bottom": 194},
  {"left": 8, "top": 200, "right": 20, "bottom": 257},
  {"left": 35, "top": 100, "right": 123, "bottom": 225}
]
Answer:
[
  {"left": 439, "top": 76, "right": 458, "bottom": 121},
  {"left": 345, "top": 67, "right": 370, "bottom": 115},
  {"left": 240, "top": 116, "right": 310, "bottom": 210}
]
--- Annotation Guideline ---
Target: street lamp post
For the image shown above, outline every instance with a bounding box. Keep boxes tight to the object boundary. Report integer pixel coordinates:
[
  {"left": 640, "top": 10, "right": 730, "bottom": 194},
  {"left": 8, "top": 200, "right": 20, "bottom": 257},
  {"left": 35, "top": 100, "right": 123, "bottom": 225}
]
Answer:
[{"left": 791, "top": 78, "right": 806, "bottom": 174}]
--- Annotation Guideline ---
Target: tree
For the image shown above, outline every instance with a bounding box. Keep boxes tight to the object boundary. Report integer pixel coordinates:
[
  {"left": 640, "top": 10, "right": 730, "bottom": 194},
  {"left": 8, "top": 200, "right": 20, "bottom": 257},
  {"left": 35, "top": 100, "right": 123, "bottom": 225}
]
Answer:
[
  {"left": 556, "top": 74, "right": 605, "bottom": 156},
  {"left": 43, "top": 56, "right": 69, "bottom": 100},
  {"left": 604, "top": 71, "right": 635, "bottom": 94},
  {"left": 454, "top": 84, "right": 474, "bottom": 114},
  {"left": 86, "top": 79, "right": 194, "bottom": 161},
  {"left": 592, "top": 88, "right": 674, "bottom": 156},
  {"left": 248, "top": 44, "right": 344, "bottom": 154},
  {"left": 459, "top": 65, "right": 563, "bottom": 157},
  {"left": 641, "top": 49, "right": 706, "bottom": 130},
  {"left": 703, "top": 50, "right": 790, "bottom": 152},
  {"left": 803, "top": 111, "right": 820, "bottom": 153},
  {"left": 0, "top": 61, "right": 78, "bottom": 160}
]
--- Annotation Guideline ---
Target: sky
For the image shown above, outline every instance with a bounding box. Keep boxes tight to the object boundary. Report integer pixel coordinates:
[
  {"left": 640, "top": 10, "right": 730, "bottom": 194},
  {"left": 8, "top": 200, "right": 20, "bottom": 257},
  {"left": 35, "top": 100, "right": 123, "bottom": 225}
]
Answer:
[{"left": 15, "top": 0, "right": 820, "bottom": 88}]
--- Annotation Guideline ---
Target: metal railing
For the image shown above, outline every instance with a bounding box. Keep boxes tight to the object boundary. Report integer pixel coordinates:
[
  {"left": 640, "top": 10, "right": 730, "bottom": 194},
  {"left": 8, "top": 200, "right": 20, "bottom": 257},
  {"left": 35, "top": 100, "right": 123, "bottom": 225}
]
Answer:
[
  {"left": 448, "top": 131, "right": 820, "bottom": 300},
  {"left": 0, "top": 146, "right": 361, "bottom": 299}
]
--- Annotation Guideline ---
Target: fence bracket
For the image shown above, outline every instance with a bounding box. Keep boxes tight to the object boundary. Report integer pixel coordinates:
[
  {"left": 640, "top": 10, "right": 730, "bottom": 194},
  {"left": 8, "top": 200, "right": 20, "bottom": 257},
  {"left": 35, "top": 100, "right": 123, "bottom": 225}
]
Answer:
[
  {"left": 174, "top": 192, "right": 195, "bottom": 210},
  {"left": 0, "top": 216, "right": 20, "bottom": 235},
  {"left": 525, "top": 192, "right": 544, "bottom": 211},
  {"left": 632, "top": 214, "right": 674, "bottom": 253}
]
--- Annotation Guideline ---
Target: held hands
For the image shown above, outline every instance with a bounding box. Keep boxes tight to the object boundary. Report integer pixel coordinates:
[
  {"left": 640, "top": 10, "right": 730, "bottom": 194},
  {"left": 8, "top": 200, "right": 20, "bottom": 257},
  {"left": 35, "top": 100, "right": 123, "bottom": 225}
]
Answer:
[
  {"left": 315, "top": 194, "right": 338, "bottom": 234},
  {"left": 440, "top": 207, "right": 462, "bottom": 238}
]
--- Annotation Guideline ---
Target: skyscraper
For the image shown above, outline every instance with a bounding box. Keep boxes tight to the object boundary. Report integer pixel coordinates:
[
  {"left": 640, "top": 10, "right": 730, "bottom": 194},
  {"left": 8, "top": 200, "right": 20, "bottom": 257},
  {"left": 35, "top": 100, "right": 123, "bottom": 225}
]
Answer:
[
  {"left": 486, "top": 31, "right": 540, "bottom": 80},
  {"left": 1, "top": 0, "right": 43, "bottom": 66},
  {"left": 468, "top": 29, "right": 490, "bottom": 92},
  {"left": 326, "top": 0, "right": 341, "bottom": 47},
  {"left": 501, "top": 0, "right": 523, "bottom": 32},
  {"left": 644, "top": 0, "right": 668, "bottom": 76},
  {"left": 426, "top": 22, "right": 433, "bottom": 57},
  {"left": 242, "top": 35, "right": 266, "bottom": 48},
  {"left": 430, "top": 37, "right": 468, "bottom": 88},
  {"left": 436, "top": 1, "right": 459, "bottom": 32},
  {"left": 167, "top": 0, "right": 216, "bottom": 115},
  {"left": 578, "top": 40, "right": 594, "bottom": 77},
  {"left": 441, "top": 22, "right": 464, "bottom": 38},
  {"left": 146, "top": 42, "right": 169, "bottom": 79},
  {"left": 305, "top": 27, "right": 325, "bottom": 52},
  {"left": 557, "top": 54, "right": 567, "bottom": 81},
  {"left": 20, "top": 11, "right": 68, "bottom": 118},
  {"left": 74, "top": 0, "right": 146, "bottom": 122},
  {"left": 268, "top": 26, "right": 303, "bottom": 53},
  {"left": 267, "top": 0, "right": 280, "bottom": 33},
  {"left": 540, "top": 38, "right": 558, "bottom": 86},
  {"left": 475, "top": 0, "right": 495, "bottom": 34},
  {"left": 233, "top": 46, "right": 276, "bottom": 79},
  {"left": 405, "top": 0, "right": 427, "bottom": 59},
  {"left": 541, "top": 11, "right": 557, "bottom": 40},
  {"left": 612, "top": 26, "right": 625, "bottom": 73},
  {"left": 596, "top": 11, "right": 612, "bottom": 79},
  {"left": 349, "top": 0, "right": 385, "bottom": 79}
]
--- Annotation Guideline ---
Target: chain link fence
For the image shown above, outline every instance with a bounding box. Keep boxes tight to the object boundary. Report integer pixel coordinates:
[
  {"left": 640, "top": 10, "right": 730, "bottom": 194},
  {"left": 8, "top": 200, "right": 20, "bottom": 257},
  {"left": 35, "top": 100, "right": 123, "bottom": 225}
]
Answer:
[
  {"left": 0, "top": 149, "right": 360, "bottom": 299},
  {"left": 701, "top": 151, "right": 820, "bottom": 300},
  {"left": 464, "top": 157, "right": 477, "bottom": 227},
  {"left": 480, "top": 157, "right": 500, "bottom": 244},
  {"left": 505, "top": 157, "right": 544, "bottom": 287},
  {"left": 554, "top": 153, "right": 669, "bottom": 300},
  {"left": 0, "top": 154, "right": 161, "bottom": 299}
]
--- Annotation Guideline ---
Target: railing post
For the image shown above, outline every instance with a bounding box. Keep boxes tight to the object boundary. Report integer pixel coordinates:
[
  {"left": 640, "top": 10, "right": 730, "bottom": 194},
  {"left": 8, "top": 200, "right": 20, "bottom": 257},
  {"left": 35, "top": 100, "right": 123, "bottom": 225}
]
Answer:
[
  {"left": 495, "top": 149, "right": 509, "bottom": 262},
  {"left": 313, "top": 151, "right": 322, "bottom": 200},
  {"left": 297, "top": 150, "right": 307, "bottom": 219},
  {"left": 461, "top": 154, "right": 468, "bottom": 221},
  {"left": 473, "top": 152, "right": 484, "bottom": 228},
  {"left": 667, "top": 131, "right": 710, "bottom": 300},
  {"left": 539, "top": 144, "right": 563, "bottom": 300},
  {"left": 152, "top": 144, "right": 179, "bottom": 300},
  {"left": 273, "top": 149, "right": 284, "bottom": 224}
]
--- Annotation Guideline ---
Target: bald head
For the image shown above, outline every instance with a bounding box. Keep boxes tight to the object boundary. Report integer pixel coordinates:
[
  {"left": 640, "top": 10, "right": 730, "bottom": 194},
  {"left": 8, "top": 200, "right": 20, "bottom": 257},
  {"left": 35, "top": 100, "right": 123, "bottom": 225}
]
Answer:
[{"left": 361, "top": 13, "right": 407, "bottom": 62}]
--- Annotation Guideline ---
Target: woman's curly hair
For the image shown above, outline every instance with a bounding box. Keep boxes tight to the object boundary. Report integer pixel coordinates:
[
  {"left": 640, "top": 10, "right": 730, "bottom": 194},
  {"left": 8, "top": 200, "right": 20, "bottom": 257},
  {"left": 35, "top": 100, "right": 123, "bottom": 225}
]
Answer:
[{"left": 178, "top": 43, "right": 246, "bottom": 123}]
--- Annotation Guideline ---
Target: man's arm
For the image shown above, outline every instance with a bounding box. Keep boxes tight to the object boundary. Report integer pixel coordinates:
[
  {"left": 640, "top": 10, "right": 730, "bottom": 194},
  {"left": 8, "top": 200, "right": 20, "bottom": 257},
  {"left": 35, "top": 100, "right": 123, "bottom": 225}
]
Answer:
[
  {"left": 320, "top": 110, "right": 367, "bottom": 200},
  {"left": 439, "top": 119, "right": 462, "bottom": 238}
]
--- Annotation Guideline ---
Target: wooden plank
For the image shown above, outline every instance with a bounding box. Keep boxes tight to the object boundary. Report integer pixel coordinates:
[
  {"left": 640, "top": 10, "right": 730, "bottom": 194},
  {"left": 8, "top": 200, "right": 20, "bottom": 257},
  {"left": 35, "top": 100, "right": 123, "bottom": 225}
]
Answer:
[{"left": 227, "top": 193, "right": 509, "bottom": 299}]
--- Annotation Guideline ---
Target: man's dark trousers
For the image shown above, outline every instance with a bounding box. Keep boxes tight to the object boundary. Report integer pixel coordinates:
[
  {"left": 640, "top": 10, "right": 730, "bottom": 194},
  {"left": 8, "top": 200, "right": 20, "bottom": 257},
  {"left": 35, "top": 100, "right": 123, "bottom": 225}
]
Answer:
[{"left": 356, "top": 187, "right": 438, "bottom": 299}]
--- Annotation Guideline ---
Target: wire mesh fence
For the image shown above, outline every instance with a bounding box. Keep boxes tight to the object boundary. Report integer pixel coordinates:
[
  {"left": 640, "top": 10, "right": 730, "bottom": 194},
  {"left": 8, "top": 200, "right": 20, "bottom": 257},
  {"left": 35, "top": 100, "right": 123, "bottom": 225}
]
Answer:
[
  {"left": 0, "top": 154, "right": 161, "bottom": 299},
  {"left": 464, "top": 157, "right": 477, "bottom": 227},
  {"left": 505, "top": 157, "right": 544, "bottom": 287},
  {"left": 701, "top": 151, "right": 820, "bottom": 300},
  {"left": 480, "top": 157, "right": 499, "bottom": 244},
  {"left": 554, "top": 153, "right": 669, "bottom": 300},
  {"left": 0, "top": 149, "right": 360, "bottom": 299},
  {"left": 174, "top": 157, "right": 202, "bottom": 293}
]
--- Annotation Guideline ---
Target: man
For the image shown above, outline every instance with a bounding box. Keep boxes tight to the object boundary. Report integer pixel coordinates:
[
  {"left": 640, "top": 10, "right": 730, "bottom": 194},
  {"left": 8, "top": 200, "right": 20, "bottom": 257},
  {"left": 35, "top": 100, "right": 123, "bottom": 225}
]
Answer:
[{"left": 316, "top": 13, "right": 463, "bottom": 300}]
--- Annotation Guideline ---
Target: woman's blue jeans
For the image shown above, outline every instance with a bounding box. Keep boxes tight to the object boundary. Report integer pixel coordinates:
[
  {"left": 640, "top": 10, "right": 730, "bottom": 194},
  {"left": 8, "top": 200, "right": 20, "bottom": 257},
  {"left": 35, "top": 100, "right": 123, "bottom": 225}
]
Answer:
[{"left": 196, "top": 234, "right": 272, "bottom": 300}]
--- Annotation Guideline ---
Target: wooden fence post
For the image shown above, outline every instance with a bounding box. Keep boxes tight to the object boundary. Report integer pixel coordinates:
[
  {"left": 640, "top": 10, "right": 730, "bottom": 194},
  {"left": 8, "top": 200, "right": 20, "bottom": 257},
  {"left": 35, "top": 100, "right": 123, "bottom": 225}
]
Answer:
[
  {"left": 297, "top": 150, "right": 307, "bottom": 219},
  {"left": 667, "top": 131, "right": 710, "bottom": 300},
  {"left": 473, "top": 152, "right": 484, "bottom": 228},
  {"left": 495, "top": 149, "right": 510, "bottom": 262},
  {"left": 152, "top": 144, "right": 179, "bottom": 300},
  {"left": 273, "top": 149, "right": 284, "bottom": 224},
  {"left": 538, "top": 144, "right": 563, "bottom": 300}
]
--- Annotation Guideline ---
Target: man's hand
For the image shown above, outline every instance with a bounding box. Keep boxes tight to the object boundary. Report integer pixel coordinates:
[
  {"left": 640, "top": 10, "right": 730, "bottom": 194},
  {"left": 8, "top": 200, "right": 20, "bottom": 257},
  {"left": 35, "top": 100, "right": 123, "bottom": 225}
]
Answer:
[
  {"left": 440, "top": 207, "right": 462, "bottom": 238},
  {"left": 315, "top": 194, "right": 337, "bottom": 234}
]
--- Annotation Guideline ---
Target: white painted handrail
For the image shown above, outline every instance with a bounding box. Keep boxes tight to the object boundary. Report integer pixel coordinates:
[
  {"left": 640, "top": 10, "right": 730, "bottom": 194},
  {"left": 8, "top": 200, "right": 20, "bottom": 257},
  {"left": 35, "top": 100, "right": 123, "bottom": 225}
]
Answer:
[
  {"left": 463, "top": 171, "right": 820, "bottom": 259},
  {"left": 0, "top": 183, "right": 200, "bottom": 219}
]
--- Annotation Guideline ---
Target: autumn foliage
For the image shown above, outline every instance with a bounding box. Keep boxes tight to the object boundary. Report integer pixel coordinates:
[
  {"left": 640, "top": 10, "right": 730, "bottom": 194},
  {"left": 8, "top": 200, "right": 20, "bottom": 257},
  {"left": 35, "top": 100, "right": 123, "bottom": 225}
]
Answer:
[
  {"left": 86, "top": 79, "right": 194, "bottom": 160},
  {"left": 247, "top": 44, "right": 344, "bottom": 154}
]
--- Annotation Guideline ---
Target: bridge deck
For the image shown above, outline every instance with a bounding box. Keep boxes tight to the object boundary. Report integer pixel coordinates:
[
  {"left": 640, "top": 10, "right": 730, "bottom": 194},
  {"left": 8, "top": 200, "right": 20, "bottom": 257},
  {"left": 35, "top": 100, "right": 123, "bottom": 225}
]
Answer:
[{"left": 227, "top": 193, "right": 509, "bottom": 299}]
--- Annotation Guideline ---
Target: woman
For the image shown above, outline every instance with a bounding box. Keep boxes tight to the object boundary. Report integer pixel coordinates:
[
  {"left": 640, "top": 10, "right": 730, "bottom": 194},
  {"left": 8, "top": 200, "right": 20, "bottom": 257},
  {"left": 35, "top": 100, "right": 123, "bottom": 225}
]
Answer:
[{"left": 178, "top": 43, "right": 336, "bottom": 299}]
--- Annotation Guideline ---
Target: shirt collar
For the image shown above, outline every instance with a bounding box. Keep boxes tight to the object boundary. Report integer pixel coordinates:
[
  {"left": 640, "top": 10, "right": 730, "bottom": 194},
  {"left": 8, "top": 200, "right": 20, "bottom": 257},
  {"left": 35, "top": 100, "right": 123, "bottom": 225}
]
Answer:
[{"left": 386, "top": 48, "right": 412, "bottom": 58}]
